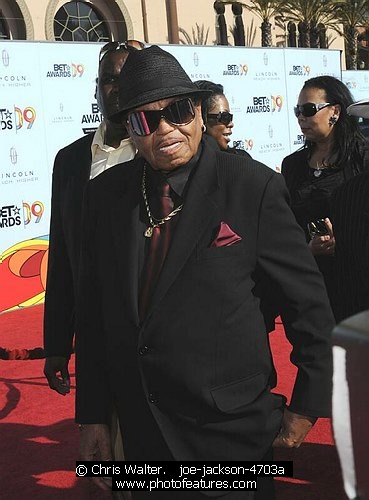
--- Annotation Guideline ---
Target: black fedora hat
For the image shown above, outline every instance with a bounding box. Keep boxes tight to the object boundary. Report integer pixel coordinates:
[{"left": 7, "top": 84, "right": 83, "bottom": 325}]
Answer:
[{"left": 108, "top": 45, "right": 211, "bottom": 122}]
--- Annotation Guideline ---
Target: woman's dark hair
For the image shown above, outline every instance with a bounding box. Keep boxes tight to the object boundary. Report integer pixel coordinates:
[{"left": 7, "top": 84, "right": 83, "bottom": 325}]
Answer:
[
  {"left": 194, "top": 80, "right": 225, "bottom": 125},
  {"left": 301, "top": 76, "right": 366, "bottom": 172}
]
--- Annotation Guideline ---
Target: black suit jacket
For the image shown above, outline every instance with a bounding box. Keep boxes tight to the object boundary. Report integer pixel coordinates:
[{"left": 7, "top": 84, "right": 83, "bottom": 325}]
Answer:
[
  {"left": 76, "top": 141, "right": 334, "bottom": 462},
  {"left": 331, "top": 172, "right": 369, "bottom": 322},
  {"left": 43, "top": 133, "right": 93, "bottom": 357}
]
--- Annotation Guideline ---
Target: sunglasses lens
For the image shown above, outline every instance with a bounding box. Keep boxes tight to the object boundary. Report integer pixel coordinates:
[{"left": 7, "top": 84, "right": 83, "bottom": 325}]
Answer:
[
  {"left": 207, "top": 112, "right": 233, "bottom": 125},
  {"left": 163, "top": 98, "right": 195, "bottom": 126},
  {"left": 219, "top": 112, "right": 233, "bottom": 125},
  {"left": 302, "top": 103, "right": 317, "bottom": 117},
  {"left": 128, "top": 111, "right": 161, "bottom": 136},
  {"left": 126, "top": 40, "right": 145, "bottom": 50},
  {"left": 295, "top": 103, "right": 318, "bottom": 118},
  {"left": 99, "top": 40, "right": 144, "bottom": 61},
  {"left": 99, "top": 42, "right": 116, "bottom": 61},
  {"left": 128, "top": 98, "right": 195, "bottom": 137}
]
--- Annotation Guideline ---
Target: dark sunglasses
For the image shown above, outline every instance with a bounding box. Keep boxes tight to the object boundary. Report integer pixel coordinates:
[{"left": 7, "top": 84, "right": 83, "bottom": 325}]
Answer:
[
  {"left": 207, "top": 111, "right": 233, "bottom": 126},
  {"left": 99, "top": 40, "right": 145, "bottom": 62},
  {"left": 294, "top": 102, "right": 332, "bottom": 118},
  {"left": 127, "top": 98, "right": 196, "bottom": 137}
]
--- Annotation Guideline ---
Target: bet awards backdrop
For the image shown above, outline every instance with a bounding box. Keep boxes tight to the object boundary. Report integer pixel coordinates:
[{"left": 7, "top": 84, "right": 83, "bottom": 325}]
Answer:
[
  {"left": 342, "top": 70, "right": 369, "bottom": 101},
  {"left": 163, "top": 45, "right": 341, "bottom": 170},
  {"left": 0, "top": 41, "right": 341, "bottom": 313}
]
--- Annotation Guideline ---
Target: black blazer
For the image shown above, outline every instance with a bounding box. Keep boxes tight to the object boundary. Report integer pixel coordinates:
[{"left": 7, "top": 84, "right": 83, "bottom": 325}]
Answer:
[
  {"left": 43, "top": 133, "right": 93, "bottom": 357},
  {"left": 331, "top": 172, "right": 369, "bottom": 321},
  {"left": 76, "top": 141, "right": 334, "bottom": 462}
]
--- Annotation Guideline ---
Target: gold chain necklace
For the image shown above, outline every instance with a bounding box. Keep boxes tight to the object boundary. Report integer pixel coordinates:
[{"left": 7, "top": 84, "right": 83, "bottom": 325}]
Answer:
[{"left": 142, "top": 165, "right": 184, "bottom": 238}]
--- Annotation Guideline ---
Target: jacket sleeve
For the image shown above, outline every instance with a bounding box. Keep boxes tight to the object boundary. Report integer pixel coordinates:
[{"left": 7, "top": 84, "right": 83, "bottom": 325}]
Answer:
[
  {"left": 256, "top": 172, "right": 334, "bottom": 417},
  {"left": 43, "top": 150, "right": 75, "bottom": 358},
  {"left": 75, "top": 182, "right": 112, "bottom": 424}
]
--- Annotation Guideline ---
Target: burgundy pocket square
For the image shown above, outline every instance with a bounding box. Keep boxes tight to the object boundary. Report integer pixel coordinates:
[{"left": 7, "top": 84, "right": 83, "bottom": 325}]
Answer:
[{"left": 210, "top": 222, "right": 242, "bottom": 248}]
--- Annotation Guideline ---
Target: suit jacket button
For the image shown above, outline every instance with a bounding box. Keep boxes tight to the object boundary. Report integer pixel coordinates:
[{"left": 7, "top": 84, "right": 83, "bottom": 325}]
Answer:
[
  {"left": 139, "top": 345, "right": 150, "bottom": 356},
  {"left": 148, "top": 392, "right": 158, "bottom": 404}
]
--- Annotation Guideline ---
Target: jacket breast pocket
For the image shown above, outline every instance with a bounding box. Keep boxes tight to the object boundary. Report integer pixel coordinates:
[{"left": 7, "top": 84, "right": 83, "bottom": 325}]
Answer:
[
  {"left": 198, "top": 242, "right": 245, "bottom": 261},
  {"left": 210, "top": 372, "right": 267, "bottom": 414}
]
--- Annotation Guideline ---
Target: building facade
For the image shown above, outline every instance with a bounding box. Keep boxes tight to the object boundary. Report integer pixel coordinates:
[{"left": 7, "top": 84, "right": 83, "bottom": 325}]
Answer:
[{"left": 0, "top": 0, "right": 345, "bottom": 53}]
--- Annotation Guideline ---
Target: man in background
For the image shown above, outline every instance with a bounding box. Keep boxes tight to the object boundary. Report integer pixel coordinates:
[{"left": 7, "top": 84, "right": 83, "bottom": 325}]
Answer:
[
  {"left": 43, "top": 40, "right": 142, "bottom": 393},
  {"left": 43, "top": 41, "right": 143, "bottom": 500}
]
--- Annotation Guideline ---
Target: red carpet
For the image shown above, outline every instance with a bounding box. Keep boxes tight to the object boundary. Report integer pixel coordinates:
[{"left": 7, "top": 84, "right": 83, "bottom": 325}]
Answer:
[{"left": 0, "top": 305, "right": 346, "bottom": 499}]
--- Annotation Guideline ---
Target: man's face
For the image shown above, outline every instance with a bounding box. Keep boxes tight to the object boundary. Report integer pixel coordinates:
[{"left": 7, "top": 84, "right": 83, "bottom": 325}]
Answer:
[
  {"left": 96, "top": 51, "right": 129, "bottom": 119},
  {"left": 128, "top": 97, "right": 203, "bottom": 172}
]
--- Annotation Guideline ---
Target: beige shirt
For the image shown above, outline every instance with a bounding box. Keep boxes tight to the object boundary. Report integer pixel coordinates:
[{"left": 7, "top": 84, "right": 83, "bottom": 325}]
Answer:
[{"left": 90, "top": 121, "right": 136, "bottom": 180}]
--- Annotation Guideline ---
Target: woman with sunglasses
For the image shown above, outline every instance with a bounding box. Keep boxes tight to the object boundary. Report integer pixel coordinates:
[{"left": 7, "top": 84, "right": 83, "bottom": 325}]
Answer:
[
  {"left": 195, "top": 80, "right": 250, "bottom": 156},
  {"left": 281, "top": 75, "right": 369, "bottom": 320}
]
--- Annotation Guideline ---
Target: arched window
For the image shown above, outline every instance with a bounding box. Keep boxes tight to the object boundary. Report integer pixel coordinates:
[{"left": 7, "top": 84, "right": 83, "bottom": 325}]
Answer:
[
  {"left": 0, "top": 0, "right": 32, "bottom": 40},
  {"left": 54, "top": 1, "right": 110, "bottom": 42},
  {"left": 0, "top": 10, "right": 10, "bottom": 40},
  {"left": 46, "top": 0, "right": 132, "bottom": 42}
]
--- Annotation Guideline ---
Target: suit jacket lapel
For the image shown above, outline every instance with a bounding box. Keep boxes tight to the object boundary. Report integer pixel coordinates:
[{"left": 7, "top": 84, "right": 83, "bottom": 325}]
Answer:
[
  {"left": 77, "top": 133, "right": 94, "bottom": 184},
  {"left": 110, "top": 159, "right": 145, "bottom": 326},
  {"left": 146, "top": 143, "right": 219, "bottom": 320}
]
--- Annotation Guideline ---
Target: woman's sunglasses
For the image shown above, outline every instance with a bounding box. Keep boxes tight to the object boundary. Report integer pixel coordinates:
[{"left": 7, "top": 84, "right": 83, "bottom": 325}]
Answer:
[
  {"left": 127, "top": 98, "right": 196, "bottom": 137},
  {"left": 99, "top": 40, "right": 145, "bottom": 63},
  {"left": 294, "top": 102, "right": 332, "bottom": 118},
  {"left": 207, "top": 111, "right": 233, "bottom": 126}
]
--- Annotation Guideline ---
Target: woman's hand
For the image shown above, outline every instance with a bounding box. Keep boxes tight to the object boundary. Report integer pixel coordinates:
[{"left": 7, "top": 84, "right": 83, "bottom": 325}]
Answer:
[{"left": 308, "top": 218, "right": 335, "bottom": 256}]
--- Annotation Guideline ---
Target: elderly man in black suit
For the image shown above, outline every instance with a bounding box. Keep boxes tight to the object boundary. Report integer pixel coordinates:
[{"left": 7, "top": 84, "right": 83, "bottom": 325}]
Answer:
[
  {"left": 76, "top": 46, "right": 334, "bottom": 500},
  {"left": 43, "top": 40, "right": 144, "bottom": 393}
]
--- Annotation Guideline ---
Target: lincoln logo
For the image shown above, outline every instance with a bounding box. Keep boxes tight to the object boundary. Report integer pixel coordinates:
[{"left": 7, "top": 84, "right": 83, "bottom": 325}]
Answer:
[
  {"left": 2, "top": 49, "right": 9, "bottom": 67},
  {"left": 9, "top": 147, "right": 18, "bottom": 165},
  {"left": 263, "top": 53, "right": 268, "bottom": 66},
  {"left": 193, "top": 52, "right": 199, "bottom": 67}
]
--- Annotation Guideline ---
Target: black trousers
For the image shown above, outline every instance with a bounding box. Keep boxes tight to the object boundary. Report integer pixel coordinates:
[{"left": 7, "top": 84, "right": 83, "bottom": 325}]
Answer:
[{"left": 119, "top": 363, "right": 275, "bottom": 500}]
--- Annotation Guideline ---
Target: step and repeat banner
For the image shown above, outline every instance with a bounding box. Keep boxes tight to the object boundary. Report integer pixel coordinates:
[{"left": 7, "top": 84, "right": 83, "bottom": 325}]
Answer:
[
  {"left": 342, "top": 70, "right": 369, "bottom": 101},
  {"left": 0, "top": 41, "right": 341, "bottom": 314}
]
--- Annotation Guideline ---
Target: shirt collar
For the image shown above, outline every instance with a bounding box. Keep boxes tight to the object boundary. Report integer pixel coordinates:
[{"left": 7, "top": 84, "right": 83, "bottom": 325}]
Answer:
[
  {"left": 146, "top": 143, "right": 203, "bottom": 198},
  {"left": 91, "top": 121, "right": 134, "bottom": 155}
]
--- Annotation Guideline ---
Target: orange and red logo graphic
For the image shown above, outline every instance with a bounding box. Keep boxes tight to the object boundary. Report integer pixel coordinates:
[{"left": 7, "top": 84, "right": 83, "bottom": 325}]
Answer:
[
  {"left": 244, "top": 139, "right": 254, "bottom": 151},
  {"left": 271, "top": 95, "right": 283, "bottom": 112},
  {"left": 0, "top": 236, "right": 49, "bottom": 313}
]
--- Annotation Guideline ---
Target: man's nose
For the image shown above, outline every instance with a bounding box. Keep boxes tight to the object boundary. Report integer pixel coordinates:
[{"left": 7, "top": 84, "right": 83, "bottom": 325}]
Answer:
[{"left": 156, "top": 117, "right": 176, "bottom": 134}]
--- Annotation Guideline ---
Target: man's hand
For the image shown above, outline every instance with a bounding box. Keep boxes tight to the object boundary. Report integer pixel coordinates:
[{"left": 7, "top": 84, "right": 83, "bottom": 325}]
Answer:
[
  {"left": 44, "top": 356, "right": 70, "bottom": 395},
  {"left": 79, "top": 424, "right": 113, "bottom": 491},
  {"left": 273, "top": 408, "right": 317, "bottom": 448}
]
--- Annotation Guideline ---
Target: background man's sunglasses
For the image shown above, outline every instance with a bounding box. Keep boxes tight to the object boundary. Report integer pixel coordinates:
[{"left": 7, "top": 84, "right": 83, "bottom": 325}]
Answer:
[
  {"left": 207, "top": 111, "right": 233, "bottom": 126},
  {"left": 127, "top": 98, "right": 196, "bottom": 137},
  {"left": 294, "top": 102, "right": 332, "bottom": 118},
  {"left": 99, "top": 40, "right": 145, "bottom": 62}
]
